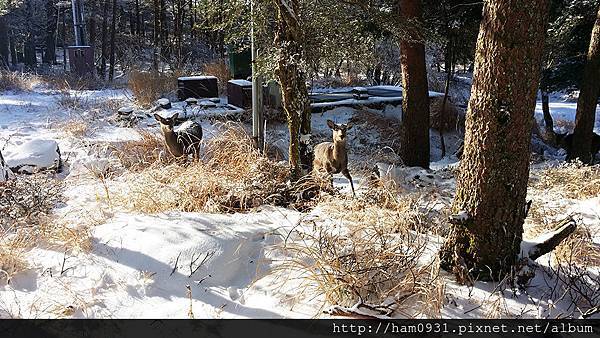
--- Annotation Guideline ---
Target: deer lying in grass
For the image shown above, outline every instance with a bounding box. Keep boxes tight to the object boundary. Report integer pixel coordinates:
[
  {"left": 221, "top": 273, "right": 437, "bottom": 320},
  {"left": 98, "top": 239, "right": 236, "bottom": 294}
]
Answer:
[
  {"left": 154, "top": 113, "right": 203, "bottom": 160},
  {"left": 313, "top": 119, "right": 355, "bottom": 195}
]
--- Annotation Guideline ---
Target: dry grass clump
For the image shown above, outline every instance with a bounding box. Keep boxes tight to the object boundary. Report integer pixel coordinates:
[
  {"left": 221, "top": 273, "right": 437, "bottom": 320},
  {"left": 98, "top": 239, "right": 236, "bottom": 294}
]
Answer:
[
  {"left": 42, "top": 72, "right": 105, "bottom": 91},
  {"left": 111, "top": 129, "right": 174, "bottom": 171},
  {"left": 59, "top": 120, "right": 90, "bottom": 137},
  {"left": 0, "top": 174, "right": 92, "bottom": 283},
  {"left": 0, "top": 70, "right": 41, "bottom": 92},
  {"left": 530, "top": 162, "right": 600, "bottom": 199},
  {"left": 111, "top": 123, "right": 332, "bottom": 213},
  {"left": 128, "top": 70, "right": 179, "bottom": 107},
  {"left": 202, "top": 59, "right": 231, "bottom": 95},
  {"left": 277, "top": 184, "right": 444, "bottom": 317}
]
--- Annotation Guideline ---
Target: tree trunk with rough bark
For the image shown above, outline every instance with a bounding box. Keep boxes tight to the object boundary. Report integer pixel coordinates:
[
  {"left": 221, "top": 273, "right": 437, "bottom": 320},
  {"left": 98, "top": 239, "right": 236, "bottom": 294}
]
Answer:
[
  {"left": 43, "top": 0, "right": 58, "bottom": 64},
  {"left": 439, "top": 0, "right": 550, "bottom": 281},
  {"left": 0, "top": 16, "right": 9, "bottom": 68},
  {"left": 541, "top": 90, "right": 556, "bottom": 145},
  {"left": 108, "top": 0, "right": 117, "bottom": 81},
  {"left": 398, "top": 0, "right": 430, "bottom": 168},
  {"left": 568, "top": 5, "right": 600, "bottom": 164},
  {"left": 100, "top": 0, "right": 109, "bottom": 78},
  {"left": 272, "top": 0, "right": 312, "bottom": 179}
]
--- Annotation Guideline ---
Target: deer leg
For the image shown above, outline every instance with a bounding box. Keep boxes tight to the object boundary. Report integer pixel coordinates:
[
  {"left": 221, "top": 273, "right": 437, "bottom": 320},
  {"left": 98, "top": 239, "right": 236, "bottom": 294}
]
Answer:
[{"left": 342, "top": 168, "right": 355, "bottom": 196}]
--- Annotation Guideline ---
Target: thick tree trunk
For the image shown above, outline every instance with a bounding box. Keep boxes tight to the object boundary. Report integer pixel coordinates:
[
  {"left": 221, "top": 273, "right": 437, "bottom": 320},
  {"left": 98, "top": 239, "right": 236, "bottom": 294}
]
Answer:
[
  {"left": 9, "top": 30, "right": 17, "bottom": 66},
  {"left": 24, "top": 0, "right": 37, "bottom": 69},
  {"left": 89, "top": 0, "right": 97, "bottom": 50},
  {"left": 100, "top": 0, "right": 109, "bottom": 78},
  {"left": 153, "top": 0, "right": 160, "bottom": 70},
  {"left": 398, "top": 0, "right": 430, "bottom": 168},
  {"left": 439, "top": 0, "right": 550, "bottom": 281},
  {"left": 43, "top": 0, "right": 58, "bottom": 64},
  {"left": 272, "top": 0, "right": 312, "bottom": 179},
  {"left": 108, "top": 0, "right": 117, "bottom": 81},
  {"left": 568, "top": 5, "right": 600, "bottom": 164},
  {"left": 0, "top": 16, "right": 9, "bottom": 68},
  {"left": 541, "top": 90, "right": 556, "bottom": 145}
]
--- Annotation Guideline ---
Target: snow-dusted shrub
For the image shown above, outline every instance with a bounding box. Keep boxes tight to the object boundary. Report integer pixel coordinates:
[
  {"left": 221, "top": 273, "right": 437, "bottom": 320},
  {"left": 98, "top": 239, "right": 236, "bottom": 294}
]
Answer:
[
  {"left": 530, "top": 162, "right": 600, "bottom": 199},
  {"left": 0, "top": 174, "right": 63, "bottom": 226}
]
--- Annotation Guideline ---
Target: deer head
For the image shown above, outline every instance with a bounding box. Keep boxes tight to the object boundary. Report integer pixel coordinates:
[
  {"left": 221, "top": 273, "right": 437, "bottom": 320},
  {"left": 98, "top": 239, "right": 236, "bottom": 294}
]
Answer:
[{"left": 326, "top": 119, "right": 353, "bottom": 143}]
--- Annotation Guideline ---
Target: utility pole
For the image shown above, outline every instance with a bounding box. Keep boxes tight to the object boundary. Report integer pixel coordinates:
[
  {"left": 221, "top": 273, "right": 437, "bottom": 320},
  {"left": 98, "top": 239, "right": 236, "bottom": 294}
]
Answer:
[{"left": 251, "top": 0, "right": 264, "bottom": 151}]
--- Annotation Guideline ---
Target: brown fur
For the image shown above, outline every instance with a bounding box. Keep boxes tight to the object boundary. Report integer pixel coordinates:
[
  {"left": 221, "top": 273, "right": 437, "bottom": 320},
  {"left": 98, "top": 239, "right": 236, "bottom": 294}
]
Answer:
[
  {"left": 313, "top": 120, "right": 355, "bottom": 195},
  {"left": 154, "top": 113, "right": 203, "bottom": 160}
]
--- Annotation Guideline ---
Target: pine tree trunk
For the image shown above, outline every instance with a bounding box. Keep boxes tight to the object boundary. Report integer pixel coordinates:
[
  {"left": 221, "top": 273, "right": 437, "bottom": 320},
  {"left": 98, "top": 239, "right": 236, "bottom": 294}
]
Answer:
[
  {"left": 0, "top": 16, "right": 9, "bottom": 68},
  {"left": 24, "top": 0, "right": 37, "bottom": 69},
  {"left": 398, "top": 0, "right": 430, "bottom": 168},
  {"left": 541, "top": 90, "right": 556, "bottom": 144},
  {"left": 9, "top": 30, "right": 17, "bottom": 66},
  {"left": 272, "top": 0, "right": 311, "bottom": 179},
  {"left": 108, "top": 0, "right": 117, "bottom": 81},
  {"left": 153, "top": 0, "right": 160, "bottom": 70},
  {"left": 89, "top": 0, "right": 97, "bottom": 50},
  {"left": 43, "top": 0, "right": 58, "bottom": 64},
  {"left": 100, "top": 0, "right": 109, "bottom": 78},
  {"left": 568, "top": 5, "right": 600, "bottom": 164},
  {"left": 439, "top": 0, "right": 550, "bottom": 281}
]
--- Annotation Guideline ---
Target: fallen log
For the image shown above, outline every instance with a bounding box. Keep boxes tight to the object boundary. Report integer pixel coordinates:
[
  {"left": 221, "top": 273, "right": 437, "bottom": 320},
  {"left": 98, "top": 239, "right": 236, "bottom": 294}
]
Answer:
[{"left": 524, "top": 217, "right": 577, "bottom": 261}]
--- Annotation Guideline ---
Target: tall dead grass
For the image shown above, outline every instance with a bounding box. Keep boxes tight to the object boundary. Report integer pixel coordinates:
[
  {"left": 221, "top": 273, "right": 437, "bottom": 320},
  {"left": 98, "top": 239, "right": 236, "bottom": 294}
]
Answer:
[
  {"left": 0, "top": 70, "right": 41, "bottom": 92},
  {"left": 0, "top": 174, "right": 92, "bottom": 284},
  {"left": 128, "top": 70, "right": 180, "bottom": 107},
  {"left": 109, "top": 123, "right": 331, "bottom": 213},
  {"left": 530, "top": 162, "right": 600, "bottom": 199},
  {"left": 202, "top": 59, "right": 231, "bottom": 95},
  {"left": 275, "top": 184, "right": 445, "bottom": 318}
]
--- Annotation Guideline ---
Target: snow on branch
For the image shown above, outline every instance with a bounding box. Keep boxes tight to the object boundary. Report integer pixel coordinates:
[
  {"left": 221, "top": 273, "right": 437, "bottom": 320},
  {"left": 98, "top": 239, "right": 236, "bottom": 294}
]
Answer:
[{"left": 521, "top": 217, "right": 577, "bottom": 261}]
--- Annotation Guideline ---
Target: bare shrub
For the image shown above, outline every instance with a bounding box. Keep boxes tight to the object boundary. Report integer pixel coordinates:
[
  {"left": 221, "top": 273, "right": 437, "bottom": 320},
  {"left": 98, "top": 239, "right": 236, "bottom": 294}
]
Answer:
[
  {"left": 540, "top": 227, "right": 600, "bottom": 318},
  {"left": 202, "top": 59, "right": 231, "bottom": 95},
  {"left": 128, "top": 70, "right": 180, "bottom": 107},
  {"left": 0, "top": 174, "right": 63, "bottom": 226}
]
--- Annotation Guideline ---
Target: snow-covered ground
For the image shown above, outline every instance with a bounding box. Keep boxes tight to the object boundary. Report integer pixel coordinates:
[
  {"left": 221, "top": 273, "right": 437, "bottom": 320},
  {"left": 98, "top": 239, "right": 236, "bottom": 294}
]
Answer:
[{"left": 0, "top": 83, "right": 598, "bottom": 319}]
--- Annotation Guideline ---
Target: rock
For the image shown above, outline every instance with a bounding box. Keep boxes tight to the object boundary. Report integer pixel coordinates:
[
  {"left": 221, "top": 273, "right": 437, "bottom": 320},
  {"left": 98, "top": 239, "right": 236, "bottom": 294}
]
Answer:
[
  {"left": 4, "top": 139, "right": 62, "bottom": 174},
  {"left": 0, "top": 150, "right": 14, "bottom": 182},
  {"left": 185, "top": 97, "right": 198, "bottom": 106},
  {"left": 157, "top": 98, "right": 172, "bottom": 109},
  {"left": 117, "top": 106, "right": 135, "bottom": 115}
]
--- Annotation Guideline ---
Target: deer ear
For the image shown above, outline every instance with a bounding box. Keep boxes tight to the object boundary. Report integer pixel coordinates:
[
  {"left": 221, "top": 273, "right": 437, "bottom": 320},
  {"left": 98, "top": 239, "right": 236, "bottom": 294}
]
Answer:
[
  {"left": 346, "top": 122, "right": 353, "bottom": 130},
  {"left": 172, "top": 113, "right": 179, "bottom": 120},
  {"left": 326, "top": 120, "right": 335, "bottom": 129},
  {"left": 154, "top": 114, "right": 165, "bottom": 123}
]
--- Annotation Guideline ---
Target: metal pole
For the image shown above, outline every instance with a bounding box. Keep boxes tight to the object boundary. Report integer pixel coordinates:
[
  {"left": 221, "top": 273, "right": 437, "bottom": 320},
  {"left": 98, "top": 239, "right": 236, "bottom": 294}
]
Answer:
[{"left": 251, "top": 0, "right": 264, "bottom": 151}]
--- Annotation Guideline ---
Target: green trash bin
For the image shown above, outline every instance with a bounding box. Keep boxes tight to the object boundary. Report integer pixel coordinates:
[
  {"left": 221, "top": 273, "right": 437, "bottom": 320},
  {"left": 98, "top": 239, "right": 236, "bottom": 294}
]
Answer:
[{"left": 228, "top": 47, "right": 252, "bottom": 79}]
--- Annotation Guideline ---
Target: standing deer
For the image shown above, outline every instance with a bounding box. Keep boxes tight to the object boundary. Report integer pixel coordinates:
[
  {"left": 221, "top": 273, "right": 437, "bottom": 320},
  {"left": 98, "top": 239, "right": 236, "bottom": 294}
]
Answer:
[
  {"left": 313, "top": 119, "right": 355, "bottom": 195},
  {"left": 154, "top": 113, "right": 203, "bottom": 160}
]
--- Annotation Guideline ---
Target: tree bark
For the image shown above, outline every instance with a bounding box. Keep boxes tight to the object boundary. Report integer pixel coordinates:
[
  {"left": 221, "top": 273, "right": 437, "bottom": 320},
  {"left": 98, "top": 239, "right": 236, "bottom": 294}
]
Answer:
[
  {"left": 568, "top": 5, "right": 600, "bottom": 164},
  {"left": 541, "top": 90, "right": 556, "bottom": 145},
  {"left": 272, "top": 0, "right": 312, "bottom": 179},
  {"left": 0, "top": 16, "right": 9, "bottom": 68},
  {"left": 108, "top": 0, "right": 117, "bottom": 81},
  {"left": 153, "top": 0, "right": 160, "bottom": 71},
  {"left": 100, "top": 0, "right": 109, "bottom": 78},
  {"left": 43, "top": 0, "right": 58, "bottom": 64},
  {"left": 398, "top": 0, "right": 430, "bottom": 169},
  {"left": 24, "top": 0, "right": 37, "bottom": 69},
  {"left": 439, "top": 0, "right": 550, "bottom": 281}
]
